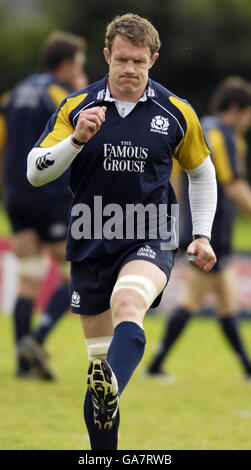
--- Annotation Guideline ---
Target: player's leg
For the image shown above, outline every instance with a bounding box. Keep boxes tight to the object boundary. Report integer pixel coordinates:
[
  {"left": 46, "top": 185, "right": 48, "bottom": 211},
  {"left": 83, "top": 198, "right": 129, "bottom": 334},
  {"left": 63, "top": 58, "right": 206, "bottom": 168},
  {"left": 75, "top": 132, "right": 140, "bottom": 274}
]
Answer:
[
  {"left": 79, "top": 259, "right": 167, "bottom": 450},
  {"left": 107, "top": 259, "right": 167, "bottom": 396},
  {"left": 73, "top": 248, "right": 173, "bottom": 450},
  {"left": 11, "top": 229, "right": 45, "bottom": 375},
  {"left": 20, "top": 240, "right": 70, "bottom": 379},
  {"left": 31, "top": 206, "right": 71, "bottom": 347},
  {"left": 147, "top": 265, "right": 214, "bottom": 375},
  {"left": 80, "top": 309, "right": 119, "bottom": 450},
  {"left": 33, "top": 240, "right": 70, "bottom": 345},
  {"left": 215, "top": 267, "right": 251, "bottom": 378}
]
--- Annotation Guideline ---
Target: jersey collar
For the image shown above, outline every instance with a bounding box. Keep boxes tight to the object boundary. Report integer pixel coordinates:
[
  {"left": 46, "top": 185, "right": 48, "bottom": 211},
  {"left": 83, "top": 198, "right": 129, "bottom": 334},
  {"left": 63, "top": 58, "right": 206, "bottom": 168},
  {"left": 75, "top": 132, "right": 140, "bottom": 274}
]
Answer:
[
  {"left": 95, "top": 75, "right": 157, "bottom": 103},
  {"left": 104, "top": 86, "right": 147, "bottom": 103}
]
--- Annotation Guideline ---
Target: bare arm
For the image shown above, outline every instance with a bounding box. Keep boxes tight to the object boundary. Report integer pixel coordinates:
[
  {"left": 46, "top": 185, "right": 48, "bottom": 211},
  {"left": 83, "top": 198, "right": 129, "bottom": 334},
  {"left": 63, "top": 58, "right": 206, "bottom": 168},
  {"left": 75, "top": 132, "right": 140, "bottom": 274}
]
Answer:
[{"left": 224, "top": 178, "right": 251, "bottom": 215}]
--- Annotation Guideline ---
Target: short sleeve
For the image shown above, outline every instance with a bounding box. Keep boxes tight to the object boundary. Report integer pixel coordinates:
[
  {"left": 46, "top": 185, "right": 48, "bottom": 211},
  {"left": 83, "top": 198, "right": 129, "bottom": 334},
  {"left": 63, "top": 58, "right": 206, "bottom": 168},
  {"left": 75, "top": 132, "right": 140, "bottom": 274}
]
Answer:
[
  {"left": 0, "top": 113, "right": 7, "bottom": 151},
  {"left": 207, "top": 127, "right": 239, "bottom": 185},
  {"left": 37, "top": 93, "right": 88, "bottom": 148},
  {"left": 170, "top": 96, "right": 210, "bottom": 170},
  {"left": 47, "top": 84, "right": 69, "bottom": 108}
]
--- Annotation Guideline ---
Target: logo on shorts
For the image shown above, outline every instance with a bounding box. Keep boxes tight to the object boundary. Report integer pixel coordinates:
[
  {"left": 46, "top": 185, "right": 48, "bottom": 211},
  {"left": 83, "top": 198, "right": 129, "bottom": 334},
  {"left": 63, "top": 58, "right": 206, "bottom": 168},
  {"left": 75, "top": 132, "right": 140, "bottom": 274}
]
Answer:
[
  {"left": 150, "top": 115, "right": 169, "bottom": 135},
  {"left": 137, "top": 245, "right": 156, "bottom": 259},
  {"left": 71, "top": 290, "right": 80, "bottom": 308}
]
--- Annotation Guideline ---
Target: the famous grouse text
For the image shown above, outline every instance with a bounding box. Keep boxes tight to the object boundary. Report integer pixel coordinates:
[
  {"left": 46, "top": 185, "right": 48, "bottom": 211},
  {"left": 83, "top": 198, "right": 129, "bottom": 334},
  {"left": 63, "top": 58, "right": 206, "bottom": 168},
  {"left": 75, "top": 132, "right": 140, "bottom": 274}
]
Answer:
[{"left": 103, "top": 141, "right": 148, "bottom": 173}]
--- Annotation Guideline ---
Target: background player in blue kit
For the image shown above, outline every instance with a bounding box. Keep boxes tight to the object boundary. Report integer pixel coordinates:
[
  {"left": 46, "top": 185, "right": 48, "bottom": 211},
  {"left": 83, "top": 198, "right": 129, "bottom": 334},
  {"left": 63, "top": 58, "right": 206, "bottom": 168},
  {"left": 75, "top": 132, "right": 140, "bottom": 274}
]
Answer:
[
  {"left": 0, "top": 31, "right": 87, "bottom": 379},
  {"left": 27, "top": 14, "right": 217, "bottom": 449},
  {"left": 147, "top": 76, "right": 251, "bottom": 380}
]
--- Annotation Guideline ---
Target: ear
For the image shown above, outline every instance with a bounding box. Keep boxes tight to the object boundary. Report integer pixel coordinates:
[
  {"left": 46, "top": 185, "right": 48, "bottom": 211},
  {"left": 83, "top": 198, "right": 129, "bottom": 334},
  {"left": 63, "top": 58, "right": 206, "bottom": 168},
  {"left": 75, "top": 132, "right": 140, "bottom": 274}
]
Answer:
[
  {"left": 58, "top": 57, "right": 72, "bottom": 71},
  {"left": 149, "top": 53, "right": 159, "bottom": 69},
  {"left": 103, "top": 48, "right": 111, "bottom": 65}
]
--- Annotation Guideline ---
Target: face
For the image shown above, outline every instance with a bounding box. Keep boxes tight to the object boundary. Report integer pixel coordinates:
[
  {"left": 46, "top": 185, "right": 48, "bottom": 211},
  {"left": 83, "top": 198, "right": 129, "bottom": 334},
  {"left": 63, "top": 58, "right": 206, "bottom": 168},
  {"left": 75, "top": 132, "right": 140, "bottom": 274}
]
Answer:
[
  {"left": 103, "top": 35, "right": 158, "bottom": 101},
  {"left": 63, "top": 51, "right": 88, "bottom": 91},
  {"left": 236, "top": 106, "right": 251, "bottom": 133}
]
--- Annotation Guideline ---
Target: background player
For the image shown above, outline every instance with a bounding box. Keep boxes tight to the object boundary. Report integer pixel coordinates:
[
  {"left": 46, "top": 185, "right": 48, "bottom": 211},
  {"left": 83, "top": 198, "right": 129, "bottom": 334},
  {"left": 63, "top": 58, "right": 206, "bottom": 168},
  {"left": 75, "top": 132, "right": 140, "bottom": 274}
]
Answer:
[
  {"left": 147, "top": 76, "right": 251, "bottom": 380},
  {"left": 0, "top": 31, "right": 87, "bottom": 379},
  {"left": 27, "top": 14, "right": 217, "bottom": 449}
]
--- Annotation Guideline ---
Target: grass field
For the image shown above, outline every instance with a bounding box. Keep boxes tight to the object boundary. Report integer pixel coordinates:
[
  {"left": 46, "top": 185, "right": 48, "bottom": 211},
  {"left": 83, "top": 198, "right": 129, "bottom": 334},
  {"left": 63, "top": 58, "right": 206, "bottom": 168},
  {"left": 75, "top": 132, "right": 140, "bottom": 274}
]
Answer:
[
  {"left": 0, "top": 203, "right": 250, "bottom": 450},
  {"left": 1, "top": 313, "right": 251, "bottom": 450}
]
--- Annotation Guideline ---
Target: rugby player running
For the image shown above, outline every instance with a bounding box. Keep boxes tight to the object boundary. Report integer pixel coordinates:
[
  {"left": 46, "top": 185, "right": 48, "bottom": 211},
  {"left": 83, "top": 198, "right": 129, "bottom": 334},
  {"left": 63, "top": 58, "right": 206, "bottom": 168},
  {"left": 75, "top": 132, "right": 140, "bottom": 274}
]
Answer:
[
  {"left": 0, "top": 32, "right": 87, "bottom": 379},
  {"left": 27, "top": 14, "right": 217, "bottom": 449},
  {"left": 147, "top": 77, "right": 251, "bottom": 381}
]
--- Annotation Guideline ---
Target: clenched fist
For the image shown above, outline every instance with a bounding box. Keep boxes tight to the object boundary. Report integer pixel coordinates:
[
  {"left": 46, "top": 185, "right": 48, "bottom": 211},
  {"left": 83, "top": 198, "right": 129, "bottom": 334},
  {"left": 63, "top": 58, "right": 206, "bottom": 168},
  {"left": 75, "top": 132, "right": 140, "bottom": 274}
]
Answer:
[
  {"left": 72, "top": 106, "right": 107, "bottom": 146},
  {"left": 187, "top": 238, "right": 216, "bottom": 271}
]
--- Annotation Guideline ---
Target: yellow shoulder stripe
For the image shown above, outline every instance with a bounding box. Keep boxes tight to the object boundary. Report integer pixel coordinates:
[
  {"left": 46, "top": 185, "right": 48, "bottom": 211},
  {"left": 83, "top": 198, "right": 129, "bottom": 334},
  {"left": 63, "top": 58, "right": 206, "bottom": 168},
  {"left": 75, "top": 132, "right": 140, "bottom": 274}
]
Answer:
[
  {"left": 40, "top": 93, "right": 88, "bottom": 147},
  {"left": 47, "top": 84, "right": 69, "bottom": 108},
  {"left": 207, "top": 128, "right": 234, "bottom": 184},
  {"left": 0, "top": 113, "right": 7, "bottom": 151},
  {"left": 170, "top": 96, "right": 210, "bottom": 170}
]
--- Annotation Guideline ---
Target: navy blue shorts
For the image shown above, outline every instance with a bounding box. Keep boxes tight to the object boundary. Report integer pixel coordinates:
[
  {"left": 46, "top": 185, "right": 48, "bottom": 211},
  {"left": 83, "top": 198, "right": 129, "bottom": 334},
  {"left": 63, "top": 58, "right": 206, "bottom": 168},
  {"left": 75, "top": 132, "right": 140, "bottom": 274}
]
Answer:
[
  {"left": 5, "top": 195, "right": 71, "bottom": 243},
  {"left": 70, "top": 242, "right": 177, "bottom": 315}
]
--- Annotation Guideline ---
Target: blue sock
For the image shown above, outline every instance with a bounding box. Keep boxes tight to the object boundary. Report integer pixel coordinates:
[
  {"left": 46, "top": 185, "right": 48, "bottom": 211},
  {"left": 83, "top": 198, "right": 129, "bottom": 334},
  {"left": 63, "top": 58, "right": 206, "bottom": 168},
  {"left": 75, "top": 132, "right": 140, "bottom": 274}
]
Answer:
[
  {"left": 148, "top": 306, "right": 190, "bottom": 373},
  {"left": 84, "top": 390, "right": 120, "bottom": 450},
  {"left": 13, "top": 297, "right": 34, "bottom": 371},
  {"left": 34, "top": 283, "right": 70, "bottom": 344},
  {"left": 84, "top": 321, "right": 145, "bottom": 449},
  {"left": 107, "top": 321, "right": 146, "bottom": 395},
  {"left": 14, "top": 297, "right": 33, "bottom": 342}
]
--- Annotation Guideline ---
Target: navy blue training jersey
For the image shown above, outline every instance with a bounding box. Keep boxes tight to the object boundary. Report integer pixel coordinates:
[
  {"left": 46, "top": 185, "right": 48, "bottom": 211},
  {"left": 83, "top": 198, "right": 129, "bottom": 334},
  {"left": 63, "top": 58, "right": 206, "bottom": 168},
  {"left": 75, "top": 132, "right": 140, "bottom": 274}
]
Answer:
[
  {"left": 35, "top": 75, "right": 210, "bottom": 261},
  {"left": 202, "top": 115, "right": 245, "bottom": 251},
  {"left": 1, "top": 73, "right": 73, "bottom": 202}
]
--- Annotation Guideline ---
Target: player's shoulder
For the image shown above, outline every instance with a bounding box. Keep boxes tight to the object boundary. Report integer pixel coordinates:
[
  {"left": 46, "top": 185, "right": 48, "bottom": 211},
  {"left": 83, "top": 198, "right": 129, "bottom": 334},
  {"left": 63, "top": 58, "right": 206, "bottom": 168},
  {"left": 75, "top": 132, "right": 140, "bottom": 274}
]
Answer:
[
  {"left": 66, "top": 75, "right": 108, "bottom": 106},
  {"left": 57, "top": 76, "right": 108, "bottom": 123},
  {"left": 201, "top": 115, "right": 222, "bottom": 131},
  {"left": 18, "top": 72, "right": 71, "bottom": 97},
  {"left": 9, "top": 73, "right": 69, "bottom": 107},
  {"left": 150, "top": 79, "right": 198, "bottom": 133},
  {"left": 0, "top": 91, "right": 11, "bottom": 113},
  {"left": 44, "top": 74, "right": 73, "bottom": 108},
  {"left": 201, "top": 114, "right": 235, "bottom": 143},
  {"left": 151, "top": 80, "right": 186, "bottom": 103},
  {"left": 1, "top": 74, "right": 37, "bottom": 110},
  {"left": 14, "top": 72, "right": 51, "bottom": 91}
]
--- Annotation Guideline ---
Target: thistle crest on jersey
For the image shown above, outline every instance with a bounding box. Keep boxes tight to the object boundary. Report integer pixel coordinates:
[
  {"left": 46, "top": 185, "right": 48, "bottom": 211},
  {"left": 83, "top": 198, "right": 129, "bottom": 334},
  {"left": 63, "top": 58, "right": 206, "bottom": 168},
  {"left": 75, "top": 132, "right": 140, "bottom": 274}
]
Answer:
[{"left": 151, "top": 115, "right": 169, "bottom": 135}]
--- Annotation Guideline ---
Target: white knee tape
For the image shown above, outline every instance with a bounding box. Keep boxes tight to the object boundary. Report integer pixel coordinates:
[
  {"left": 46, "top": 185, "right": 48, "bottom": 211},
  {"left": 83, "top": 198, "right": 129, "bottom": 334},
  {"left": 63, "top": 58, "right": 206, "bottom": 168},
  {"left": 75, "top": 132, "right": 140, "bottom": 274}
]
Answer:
[
  {"left": 17, "top": 255, "right": 49, "bottom": 279},
  {"left": 111, "top": 274, "right": 158, "bottom": 310},
  {"left": 85, "top": 336, "right": 113, "bottom": 361}
]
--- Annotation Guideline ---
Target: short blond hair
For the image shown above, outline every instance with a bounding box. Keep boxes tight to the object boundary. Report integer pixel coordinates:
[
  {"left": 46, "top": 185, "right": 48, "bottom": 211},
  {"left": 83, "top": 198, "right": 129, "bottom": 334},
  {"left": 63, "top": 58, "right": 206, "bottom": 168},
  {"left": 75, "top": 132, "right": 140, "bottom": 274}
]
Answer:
[{"left": 105, "top": 13, "right": 161, "bottom": 57}]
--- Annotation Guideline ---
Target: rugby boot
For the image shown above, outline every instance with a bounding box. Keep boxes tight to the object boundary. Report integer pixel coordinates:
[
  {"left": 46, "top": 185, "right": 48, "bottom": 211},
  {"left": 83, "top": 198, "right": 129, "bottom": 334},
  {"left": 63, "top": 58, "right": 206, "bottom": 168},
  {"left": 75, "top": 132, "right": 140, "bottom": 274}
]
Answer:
[
  {"left": 87, "top": 358, "right": 119, "bottom": 430},
  {"left": 18, "top": 335, "right": 55, "bottom": 380},
  {"left": 16, "top": 365, "right": 40, "bottom": 379},
  {"left": 144, "top": 367, "right": 176, "bottom": 384}
]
